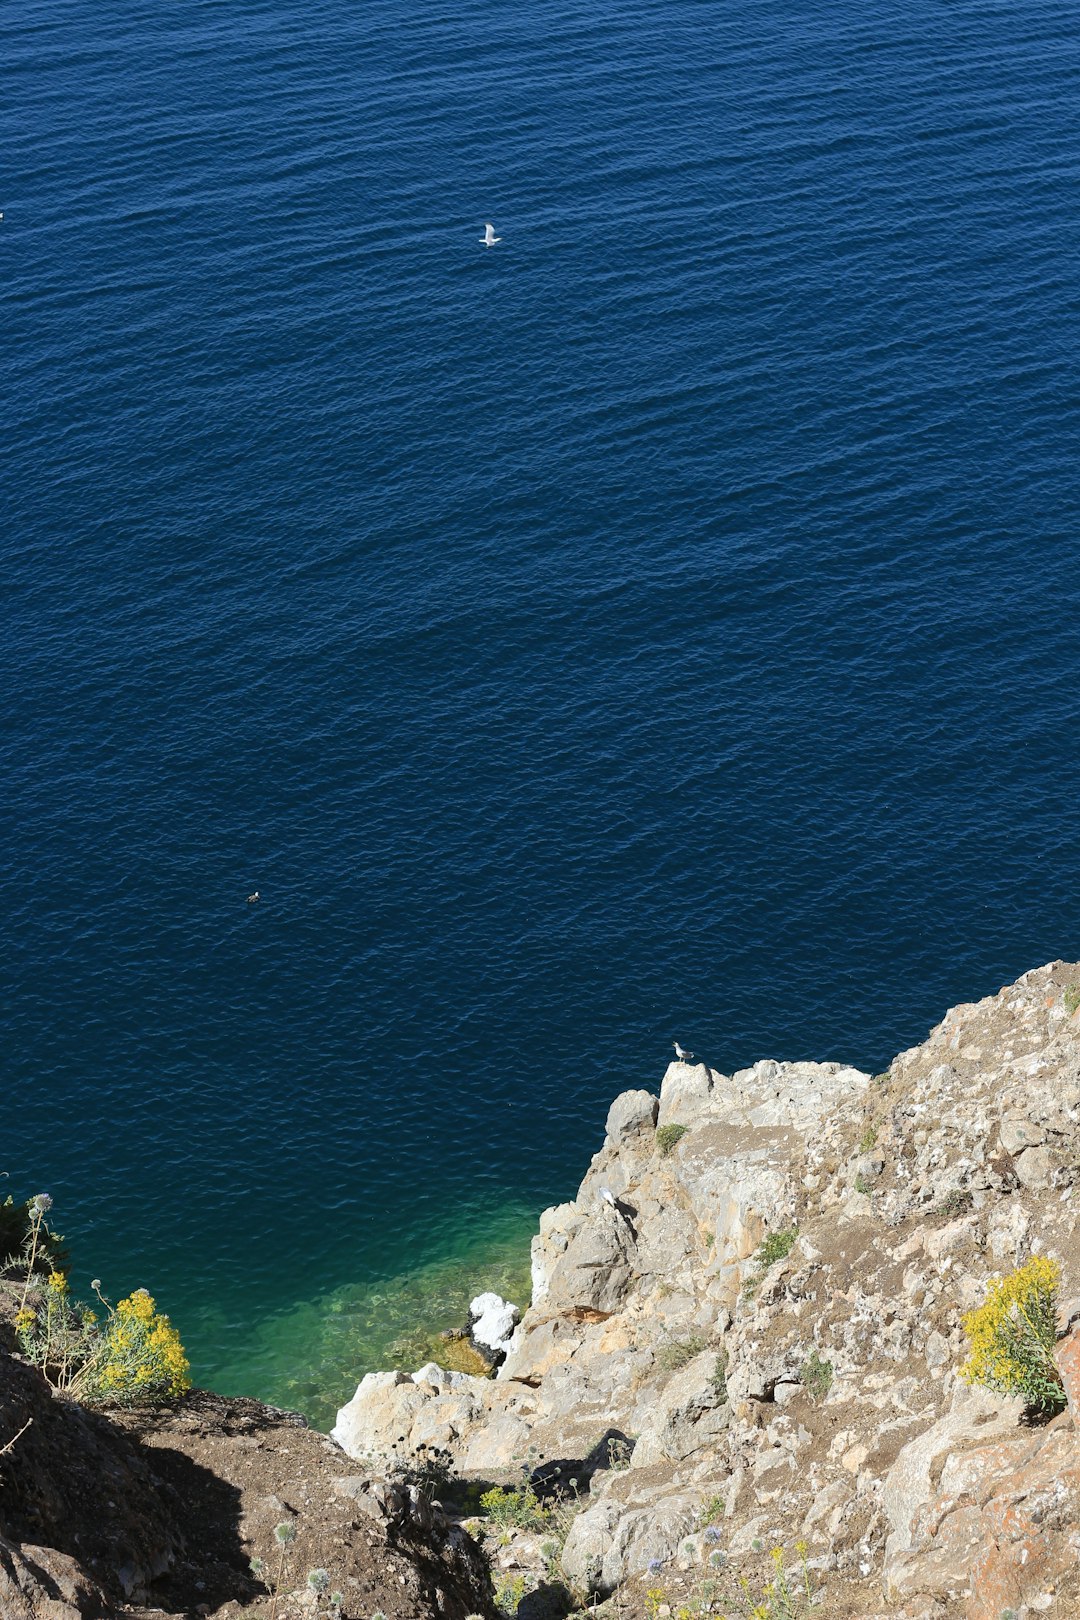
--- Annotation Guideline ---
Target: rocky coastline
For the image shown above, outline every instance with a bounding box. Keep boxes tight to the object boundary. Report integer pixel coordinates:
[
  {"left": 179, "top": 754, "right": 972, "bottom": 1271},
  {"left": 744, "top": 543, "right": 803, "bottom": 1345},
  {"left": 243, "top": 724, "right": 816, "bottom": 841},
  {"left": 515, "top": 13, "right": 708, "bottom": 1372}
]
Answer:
[
  {"left": 333, "top": 959, "right": 1080, "bottom": 1620},
  {"left": 3, "top": 960, "right": 1079, "bottom": 1619}
]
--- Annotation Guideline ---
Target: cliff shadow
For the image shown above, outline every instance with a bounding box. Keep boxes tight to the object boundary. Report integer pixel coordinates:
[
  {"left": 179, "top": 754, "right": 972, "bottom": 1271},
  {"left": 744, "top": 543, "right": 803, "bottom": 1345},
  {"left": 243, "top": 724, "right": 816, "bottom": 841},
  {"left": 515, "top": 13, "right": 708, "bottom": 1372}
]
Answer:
[
  {"left": 130, "top": 1436, "right": 258, "bottom": 1613},
  {"left": 530, "top": 1426, "right": 635, "bottom": 1498}
]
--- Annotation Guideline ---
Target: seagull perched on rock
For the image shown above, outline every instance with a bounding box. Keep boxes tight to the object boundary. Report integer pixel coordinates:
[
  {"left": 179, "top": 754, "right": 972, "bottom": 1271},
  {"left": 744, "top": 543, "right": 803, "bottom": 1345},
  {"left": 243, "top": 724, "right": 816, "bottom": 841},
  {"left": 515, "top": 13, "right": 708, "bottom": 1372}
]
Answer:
[
  {"left": 479, "top": 221, "right": 502, "bottom": 247},
  {"left": 599, "top": 1186, "right": 629, "bottom": 1224},
  {"left": 673, "top": 1041, "right": 695, "bottom": 1063}
]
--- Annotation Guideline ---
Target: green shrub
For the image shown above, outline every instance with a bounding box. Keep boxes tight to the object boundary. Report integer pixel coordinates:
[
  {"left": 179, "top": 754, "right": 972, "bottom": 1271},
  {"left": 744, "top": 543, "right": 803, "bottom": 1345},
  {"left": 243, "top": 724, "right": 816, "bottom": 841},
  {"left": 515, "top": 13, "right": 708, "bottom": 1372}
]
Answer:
[
  {"left": 0, "top": 1193, "right": 67, "bottom": 1276},
  {"left": 960, "top": 1256, "right": 1065, "bottom": 1413},
  {"left": 76, "top": 1288, "right": 190, "bottom": 1405},
  {"left": 1063, "top": 986, "right": 1080, "bottom": 1016},
  {"left": 479, "top": 1483, "right": 549, "bottom": 1531},
  {"left": 934, "top": 1187, "right": 973, "bottom": 1220},
  {"left": 710, "top": 1350, "right": 728, "bottom": 1402},
  {"left": 799, "top": 1348, "right": 833, "bottom": 1402},
  {"left": 854, "top": 1172, "right": 872, "bottom": 1196},
  {"left": 858, "top": 1125, "right": 878, "bottom": 1152},
  {"left": 656, "top": 1333, "right": 708, "bottom": 1371},
  {"left": 656, "top": 1123, "right": 689, "bottom": 1158},
  {"left": 743, "top": 1227, "right": 798, "bottom": 1297}
]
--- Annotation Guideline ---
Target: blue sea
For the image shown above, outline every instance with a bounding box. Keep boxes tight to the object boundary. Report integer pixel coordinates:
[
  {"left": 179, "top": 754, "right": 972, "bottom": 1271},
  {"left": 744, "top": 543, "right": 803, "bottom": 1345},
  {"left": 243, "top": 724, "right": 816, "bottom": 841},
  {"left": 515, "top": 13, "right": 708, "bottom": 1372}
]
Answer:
[{"left": 5, "top": 0, "right": 1080, "bottom": 1426}]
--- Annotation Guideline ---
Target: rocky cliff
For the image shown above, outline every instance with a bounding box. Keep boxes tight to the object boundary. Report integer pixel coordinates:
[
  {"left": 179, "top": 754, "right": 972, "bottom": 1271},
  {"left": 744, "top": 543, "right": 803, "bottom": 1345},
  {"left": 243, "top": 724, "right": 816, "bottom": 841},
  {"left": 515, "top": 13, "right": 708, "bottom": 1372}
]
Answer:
[{"left": 334, "top": 960, "right": 1080, "bottom": 1620}]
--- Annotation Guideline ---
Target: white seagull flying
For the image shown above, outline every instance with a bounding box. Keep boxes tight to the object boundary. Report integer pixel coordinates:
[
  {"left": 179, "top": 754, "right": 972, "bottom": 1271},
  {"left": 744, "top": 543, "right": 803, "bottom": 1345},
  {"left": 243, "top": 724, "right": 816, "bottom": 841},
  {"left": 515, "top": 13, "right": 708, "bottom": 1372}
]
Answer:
[
  {"left": 479, "top": 222, "right": 502, "bottom": 247},
  {"left": 673, "top": 1041, "right": 695, "bottom": 1063}
]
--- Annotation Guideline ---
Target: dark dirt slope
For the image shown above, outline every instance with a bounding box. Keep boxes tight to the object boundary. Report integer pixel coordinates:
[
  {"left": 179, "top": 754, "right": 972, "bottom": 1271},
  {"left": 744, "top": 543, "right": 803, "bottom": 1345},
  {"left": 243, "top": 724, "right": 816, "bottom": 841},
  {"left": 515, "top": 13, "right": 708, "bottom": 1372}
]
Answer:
[{"left": 0, "top": 1348, "right": 494, "bottom": 1620}]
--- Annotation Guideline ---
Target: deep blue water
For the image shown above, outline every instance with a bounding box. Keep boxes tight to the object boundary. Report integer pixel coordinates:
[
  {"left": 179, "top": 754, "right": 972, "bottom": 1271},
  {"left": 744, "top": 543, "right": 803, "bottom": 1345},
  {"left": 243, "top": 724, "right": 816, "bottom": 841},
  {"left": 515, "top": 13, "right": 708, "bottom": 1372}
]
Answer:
[{"left": 4, "top": 0, "right": 1080, "bottom": 1424}]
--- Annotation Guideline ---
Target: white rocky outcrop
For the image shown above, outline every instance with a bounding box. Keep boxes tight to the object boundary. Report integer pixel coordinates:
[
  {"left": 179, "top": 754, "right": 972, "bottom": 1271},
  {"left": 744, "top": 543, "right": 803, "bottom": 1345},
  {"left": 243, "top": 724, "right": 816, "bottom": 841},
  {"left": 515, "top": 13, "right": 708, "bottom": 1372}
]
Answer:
[
  {"left": 334, "top": 961, "right": 1080, "bottom": 1619},
  {"left": 469, "top": 1291, "right": 519, "bottom": 1356}
]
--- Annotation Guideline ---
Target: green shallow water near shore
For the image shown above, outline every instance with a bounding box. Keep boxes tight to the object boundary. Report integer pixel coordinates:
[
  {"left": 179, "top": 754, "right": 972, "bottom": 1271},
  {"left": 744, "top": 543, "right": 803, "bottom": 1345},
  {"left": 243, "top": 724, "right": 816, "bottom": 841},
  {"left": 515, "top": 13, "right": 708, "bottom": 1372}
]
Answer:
[{"left": 189, "top": 1204, "right": 538, "bottom": 1431}]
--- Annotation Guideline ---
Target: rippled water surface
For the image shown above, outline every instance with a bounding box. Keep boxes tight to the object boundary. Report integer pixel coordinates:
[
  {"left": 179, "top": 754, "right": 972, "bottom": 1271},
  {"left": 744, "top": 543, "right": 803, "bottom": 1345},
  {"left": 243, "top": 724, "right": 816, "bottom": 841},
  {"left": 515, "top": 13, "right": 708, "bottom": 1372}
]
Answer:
[{"left": 4, "top": 0, "right": 1080, "bottom": 1424}]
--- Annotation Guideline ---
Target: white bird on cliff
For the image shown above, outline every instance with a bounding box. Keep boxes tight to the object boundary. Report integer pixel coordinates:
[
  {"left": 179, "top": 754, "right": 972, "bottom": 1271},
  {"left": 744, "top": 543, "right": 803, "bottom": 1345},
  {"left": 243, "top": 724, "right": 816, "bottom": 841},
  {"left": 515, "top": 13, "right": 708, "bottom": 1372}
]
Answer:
[
  {"left": 673, "top": 1041, "right": 695, "bottom": 1063},
  {"left": 599, "top": 1186, "right": 617, "bottom": 1210},
  {"left": 479, "top": 221, "right": 502, "bottom": 247}
]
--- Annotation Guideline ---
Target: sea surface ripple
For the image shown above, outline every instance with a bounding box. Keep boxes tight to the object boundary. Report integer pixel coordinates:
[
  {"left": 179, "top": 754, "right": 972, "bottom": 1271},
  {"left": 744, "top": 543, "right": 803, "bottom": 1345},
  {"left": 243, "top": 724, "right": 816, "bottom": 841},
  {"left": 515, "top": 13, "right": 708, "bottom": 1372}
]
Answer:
[{"left": 4, "top": 0, "right": 1080, "bottom": 1423}]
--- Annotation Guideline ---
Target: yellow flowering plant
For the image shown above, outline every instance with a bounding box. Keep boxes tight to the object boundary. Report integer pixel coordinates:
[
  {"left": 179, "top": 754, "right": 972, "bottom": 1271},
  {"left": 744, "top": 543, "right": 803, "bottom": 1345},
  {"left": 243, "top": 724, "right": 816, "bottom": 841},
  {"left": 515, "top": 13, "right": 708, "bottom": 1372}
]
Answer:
[
  {"left": 5, "top": 1189, "right": 190, "bottom": 1408},
  {"left": 77, "top": 1288, "right": 191, "bottom": 1405},
  {"left": 960, "top": 1255, "right": 1065, "bottom": 1413},
  {"left": 711, "top": 1542, "right": 817, "bottom": 1619}
]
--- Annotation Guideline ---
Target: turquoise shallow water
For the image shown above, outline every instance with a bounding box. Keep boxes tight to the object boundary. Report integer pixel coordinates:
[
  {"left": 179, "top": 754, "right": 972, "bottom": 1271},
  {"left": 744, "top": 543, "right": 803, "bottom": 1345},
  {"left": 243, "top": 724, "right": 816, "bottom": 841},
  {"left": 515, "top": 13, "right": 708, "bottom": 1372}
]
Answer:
[{"left": 4, "top": 0, "right": 1080, "bottom": 1423}]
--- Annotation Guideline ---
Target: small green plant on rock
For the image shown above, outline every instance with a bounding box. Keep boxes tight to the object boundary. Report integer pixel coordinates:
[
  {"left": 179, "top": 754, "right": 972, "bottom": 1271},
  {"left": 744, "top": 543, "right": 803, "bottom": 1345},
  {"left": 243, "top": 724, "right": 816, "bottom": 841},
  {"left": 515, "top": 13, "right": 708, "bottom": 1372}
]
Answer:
[
  {"left": 710, "top": 1349, "right": 728, "bottom": 1402},
  {"left": 1063, "top": 985, "right": 1080, "bottom": 1016},
  {"left": 853, "top": 1172, "right": 872, "bottom": 1196},
  {"left": 858, "top": 1125, "right": 878, "bottom": 1152},
  {"left": 934, "top": 1187, "right": 973, "bottom": 1220},
  {"left": 960, "top": 1255, "right": 1065, "bottom": 1413},
  {"left": 656, "top": 1123, "right": 690, "bottom": 1157},
  {"left": 742, "top": 1227, "right": 798, "bottom": 1297},
  {"left": 656, "top": 1332, "right": 708, "bottom": 1371},
  {"left": 606, "top": 1435, "right": 632, "bottom": 1470},
  {"left": 699, "top": 1492, "right": 726, "bottom": 1525},
  {"left": 799, "top": 1348, "right": 833, "bottom": 1402}
]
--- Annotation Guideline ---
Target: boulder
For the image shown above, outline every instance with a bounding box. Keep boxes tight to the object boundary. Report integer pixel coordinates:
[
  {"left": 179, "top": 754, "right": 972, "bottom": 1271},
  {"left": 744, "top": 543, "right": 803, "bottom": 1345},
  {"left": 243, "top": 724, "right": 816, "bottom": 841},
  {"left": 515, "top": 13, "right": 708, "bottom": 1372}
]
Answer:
[
  {"left": 630, "top": 1351, "right": 730, "bottom": 1468},
  {"left": 882, "top": 1383, "right": 1025, "bottom": 1582},
  {"left": 998, "top": 1116, "right": 1045, "bottom": 1154},
  {"left": 605, "top": 1089, "right": 659, "bottom": 1144},
  {"left": 535, "top": 1206, "right": 636, "bottom": 1315},
  {"left": 658, "top": 1061, "right": 717, "bottom": 1125},
  {"left": 1014, "top": 1146, "right": 1058, "bottom": 1190},
  {"left": 561, "top": 1491, "right": 702, "bottom": 1594}
]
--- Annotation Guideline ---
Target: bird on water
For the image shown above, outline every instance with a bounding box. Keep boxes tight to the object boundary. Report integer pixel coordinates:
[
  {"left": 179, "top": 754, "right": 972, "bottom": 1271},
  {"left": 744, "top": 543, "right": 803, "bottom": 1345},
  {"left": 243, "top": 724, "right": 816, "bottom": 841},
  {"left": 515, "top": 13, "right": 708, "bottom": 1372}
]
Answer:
[
  {"left": 673, "top": 1041, "right": 695, "bottom": 1063},
  {"left": 247, "top": 891, "right": 260, "bottom": 904},
  {"left": 479, "top": 222, "right": 501, "bottom": 247}
]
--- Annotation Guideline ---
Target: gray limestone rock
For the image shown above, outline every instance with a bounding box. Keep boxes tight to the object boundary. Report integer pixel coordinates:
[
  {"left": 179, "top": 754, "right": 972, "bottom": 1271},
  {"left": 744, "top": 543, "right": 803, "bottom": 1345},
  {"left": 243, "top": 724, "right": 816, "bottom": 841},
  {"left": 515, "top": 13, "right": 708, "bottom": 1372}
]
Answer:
[
  {"left": 629, "top": 1351, "right": 730, "bottom": 1468},
  {"left": 560, "top": 1491, "right": 702, "bottom": 1594},
  {"left": 881, "top": 1383, "right": 1025, "bottom": 1574},
  {"left": 998, "top": 1116, "right": 1045, "bottom": 1154},
  {"left": 606, "top": 1088, "right": 659, "bottom": 1144},
  {"left": 1014, "top": 1145, "right": 1058, "bottom": 1190}
]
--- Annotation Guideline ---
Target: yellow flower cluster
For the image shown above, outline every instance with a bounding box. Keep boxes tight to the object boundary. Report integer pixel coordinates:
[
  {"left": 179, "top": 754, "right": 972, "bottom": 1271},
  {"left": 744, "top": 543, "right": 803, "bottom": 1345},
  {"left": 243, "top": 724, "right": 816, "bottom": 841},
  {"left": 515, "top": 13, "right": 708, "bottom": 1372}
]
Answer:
[
  {"left": 117, "top": 1287, "right": 156, "bottom": 1323},
  {"left": 47, "top": 1271, "right": 69, "bottom": 1295},
  {"left": 960, "top": 1255, "right": 1064, "bottom": 1411},
  {"left": 87, "top": 1289, "right": 191, "bottom": 1404},
  {"left": 14, "top": 1307, "right": 36, "bottom": 1334}
]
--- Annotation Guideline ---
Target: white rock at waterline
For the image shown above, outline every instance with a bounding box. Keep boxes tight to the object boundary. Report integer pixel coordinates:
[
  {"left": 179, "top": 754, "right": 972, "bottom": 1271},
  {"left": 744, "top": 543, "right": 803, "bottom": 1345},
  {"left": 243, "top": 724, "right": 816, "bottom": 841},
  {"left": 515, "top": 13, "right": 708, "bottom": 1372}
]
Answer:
[{"left": 470, "top": 1292, "right": 520, "bottom": 1355}]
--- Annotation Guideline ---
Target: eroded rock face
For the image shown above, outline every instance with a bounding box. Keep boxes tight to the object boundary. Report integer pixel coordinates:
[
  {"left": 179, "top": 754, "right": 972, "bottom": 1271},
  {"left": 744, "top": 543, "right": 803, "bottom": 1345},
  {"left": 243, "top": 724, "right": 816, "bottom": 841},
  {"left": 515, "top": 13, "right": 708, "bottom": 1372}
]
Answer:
[{"left": 334, "top": 959, "right": 1080, "bottom": 1619}]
